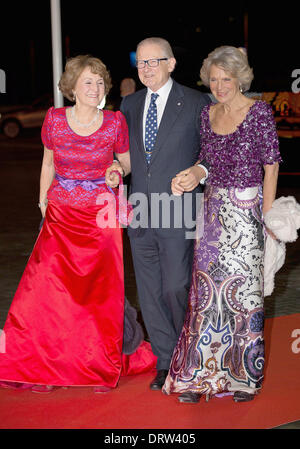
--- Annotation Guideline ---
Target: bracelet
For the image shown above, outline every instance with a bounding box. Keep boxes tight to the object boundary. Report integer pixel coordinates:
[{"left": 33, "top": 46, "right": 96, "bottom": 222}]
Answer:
[
  {"left": 38, "top": 201, "right": 48, "bottom": 208},
  {"left": 113, "top": 159, "right": 125, "bottom": 177}
]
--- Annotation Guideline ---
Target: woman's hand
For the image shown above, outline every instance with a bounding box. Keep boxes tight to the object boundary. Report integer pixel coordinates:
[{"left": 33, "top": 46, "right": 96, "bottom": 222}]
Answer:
[
  {"left": 39, "top": 147, "right": 54, "bottom": 218},
  {"left": 265, "top": 226, "right": 278, "bottom": 240},
  {"left": 171, "top": 175, "right": 185, "bottom": 196},
  {"left": 38, "top": 201, "right": 48, "bottom": 218},
  {"left": 105, "top": 162, "right": 123, "bottom": 188}
]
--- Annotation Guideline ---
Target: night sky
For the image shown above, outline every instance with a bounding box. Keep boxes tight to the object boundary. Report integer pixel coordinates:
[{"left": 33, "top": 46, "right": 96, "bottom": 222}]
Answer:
[{"left": 1, "top": 1, "right": 299, "bottom": 105}]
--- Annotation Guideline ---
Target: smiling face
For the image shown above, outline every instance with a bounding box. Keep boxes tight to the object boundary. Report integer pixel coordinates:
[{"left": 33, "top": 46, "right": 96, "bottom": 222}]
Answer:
[
  {"left": 73, "top": 66, "right": 105, "bottom": 108},
  {"left": 136, "top": 43, "right": 176, "bottom": 92},
  {"left": 209, "top": 64, "right": 240, "bottom": 104}
]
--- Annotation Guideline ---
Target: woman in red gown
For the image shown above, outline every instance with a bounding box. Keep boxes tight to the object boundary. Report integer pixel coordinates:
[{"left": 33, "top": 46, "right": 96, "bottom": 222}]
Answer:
[{"left": 0, "top": 55, "right": 156, "bottom": 392}]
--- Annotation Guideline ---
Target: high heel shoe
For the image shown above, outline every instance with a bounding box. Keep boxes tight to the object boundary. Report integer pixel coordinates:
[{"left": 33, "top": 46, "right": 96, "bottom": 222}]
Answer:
[
  {"left": 178, "top": 392, "right": 202, "bottom": 403},
  {"left": 233, "top": 391, "right": 255, "bottom": 402}
]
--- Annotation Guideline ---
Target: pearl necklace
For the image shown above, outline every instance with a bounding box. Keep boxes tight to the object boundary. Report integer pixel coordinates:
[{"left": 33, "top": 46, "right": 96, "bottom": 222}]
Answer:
[{"left": 71, "top": 106, "right": 99, "bottom": 128}]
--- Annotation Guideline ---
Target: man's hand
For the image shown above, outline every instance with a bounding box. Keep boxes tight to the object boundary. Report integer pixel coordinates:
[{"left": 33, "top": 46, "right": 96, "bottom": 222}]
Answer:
[
  {"left": 105, "top": 162, "right": 123, "bottom": 188},
  {"left": 171, "top": 165, "right": 206, "bottom": 195}
]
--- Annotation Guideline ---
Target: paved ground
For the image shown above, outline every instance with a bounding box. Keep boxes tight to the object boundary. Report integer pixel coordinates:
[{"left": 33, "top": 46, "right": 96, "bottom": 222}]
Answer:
[{"left": 0, "top": 131, "right": 299, "bottom": 428}]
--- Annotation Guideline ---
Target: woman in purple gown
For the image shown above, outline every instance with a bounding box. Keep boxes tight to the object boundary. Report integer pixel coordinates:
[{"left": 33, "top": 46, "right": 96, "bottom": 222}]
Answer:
[{"left": 163, "top": 46, "right": 282, "bottom": 403}]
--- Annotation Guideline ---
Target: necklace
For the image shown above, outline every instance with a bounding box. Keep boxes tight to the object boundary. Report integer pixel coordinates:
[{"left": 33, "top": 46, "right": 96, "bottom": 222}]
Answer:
[{"left": 71, "top": 106, "right": 99, "bottom": 128}]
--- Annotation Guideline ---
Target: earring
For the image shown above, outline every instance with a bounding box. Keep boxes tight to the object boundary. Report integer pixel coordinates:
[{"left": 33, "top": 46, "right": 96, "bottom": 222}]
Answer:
[
  {"left": 73, "top": 91, "right": 76, "bottom": 101},
  {"left": 98, "top": 95, "right": 106, "bottom": 110},
  {"left": 239, "top": 85, "right": 243, "bottom": 93}
]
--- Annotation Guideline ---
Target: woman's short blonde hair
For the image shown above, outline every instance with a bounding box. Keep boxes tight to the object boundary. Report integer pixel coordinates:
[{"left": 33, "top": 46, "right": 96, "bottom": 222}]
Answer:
[
  {"left": 200, "top": 46, "right": 254, "bottom": 92},
  {"left": 59, "top": 55, "right": 112, "bottom": 101}
]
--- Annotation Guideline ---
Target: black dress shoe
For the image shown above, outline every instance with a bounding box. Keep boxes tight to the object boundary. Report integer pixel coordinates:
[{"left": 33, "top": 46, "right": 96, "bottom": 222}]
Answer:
[
  {"left": 150, "top": 370, "right": 169, "bottom": 390},
  {"left": 233, "top": 391, "right": 255, "bottom": 402},
  {"left": 178, "top": 392, "right": 202, "bottom": 403}
]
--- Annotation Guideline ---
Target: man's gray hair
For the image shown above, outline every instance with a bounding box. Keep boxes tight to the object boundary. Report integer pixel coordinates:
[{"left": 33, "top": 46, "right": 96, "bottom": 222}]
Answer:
[{"left": 136, "top": 37, "right": 175, "bottom": 59}]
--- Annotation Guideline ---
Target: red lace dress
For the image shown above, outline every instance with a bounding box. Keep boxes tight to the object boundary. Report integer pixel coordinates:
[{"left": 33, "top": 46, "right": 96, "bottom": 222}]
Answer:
[{"left": 0, "top": 107, "right": 156, "bottom": 388}]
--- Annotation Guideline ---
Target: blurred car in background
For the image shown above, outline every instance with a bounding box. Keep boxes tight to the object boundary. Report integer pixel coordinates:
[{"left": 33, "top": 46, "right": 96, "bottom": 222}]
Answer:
[{"left": 0, "top": 94, "right": 53, "bottom": 138}]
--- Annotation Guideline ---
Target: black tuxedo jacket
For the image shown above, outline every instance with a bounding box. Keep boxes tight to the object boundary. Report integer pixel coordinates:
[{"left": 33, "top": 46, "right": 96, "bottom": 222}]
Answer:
[{"left": 120, "top": 80, "right": 211, "bottom": 238}]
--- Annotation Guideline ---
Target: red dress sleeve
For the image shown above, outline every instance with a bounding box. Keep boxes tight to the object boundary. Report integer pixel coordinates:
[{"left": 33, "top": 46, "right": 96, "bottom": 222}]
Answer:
[
  {"left": 114, "top": 110, "right": 129, "bottom": 154},
  {"left": 41, "top": 107, "right": 55, "bottom": 150}
]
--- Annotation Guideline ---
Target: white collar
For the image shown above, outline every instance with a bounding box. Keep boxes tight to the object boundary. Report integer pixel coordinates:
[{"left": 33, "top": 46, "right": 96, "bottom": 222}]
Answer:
[{"left": 147, "top": 77, "right": 173, "bottom": 100}]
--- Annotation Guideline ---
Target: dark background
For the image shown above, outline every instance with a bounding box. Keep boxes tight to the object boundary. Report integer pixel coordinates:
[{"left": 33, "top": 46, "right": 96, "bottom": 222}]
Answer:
[{"left": 1, "top": 1, "right": 299, "bottom": 105}]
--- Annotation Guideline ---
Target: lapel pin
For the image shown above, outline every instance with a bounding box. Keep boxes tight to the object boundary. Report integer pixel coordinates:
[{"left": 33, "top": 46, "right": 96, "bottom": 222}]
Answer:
[{"left": 177, "top": 102, "right": 181, "bottom": 106}]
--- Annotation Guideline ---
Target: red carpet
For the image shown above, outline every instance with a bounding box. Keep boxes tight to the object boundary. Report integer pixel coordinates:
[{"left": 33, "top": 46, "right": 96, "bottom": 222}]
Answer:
[{"left": 0, "top": 313, "right": 299, "bottom": 429}]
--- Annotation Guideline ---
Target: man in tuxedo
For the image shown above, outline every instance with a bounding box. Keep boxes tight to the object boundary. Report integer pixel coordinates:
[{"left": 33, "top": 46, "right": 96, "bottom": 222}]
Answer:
[{"left": 106, "top": 37, "right": 210, "bottom": 390}]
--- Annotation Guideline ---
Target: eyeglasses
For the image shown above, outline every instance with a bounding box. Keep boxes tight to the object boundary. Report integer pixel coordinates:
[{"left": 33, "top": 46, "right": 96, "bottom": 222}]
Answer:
[{"left": 135, "top": 58, "right": 168, "bottom": 69}]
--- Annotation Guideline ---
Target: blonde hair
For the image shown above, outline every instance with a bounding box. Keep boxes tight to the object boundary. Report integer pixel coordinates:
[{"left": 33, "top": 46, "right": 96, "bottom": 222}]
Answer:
[
  {"left": 200, "top": 46, "right": 254, "bottom": 92},
  {"left": 59, "top": 55, "right": 112, "bottom": 101}
]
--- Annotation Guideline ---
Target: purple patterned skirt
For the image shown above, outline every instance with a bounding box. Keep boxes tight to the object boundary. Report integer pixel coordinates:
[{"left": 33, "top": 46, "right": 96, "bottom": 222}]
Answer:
[{"left": 163, "top": 184, "right": 265, "bottom": 397}]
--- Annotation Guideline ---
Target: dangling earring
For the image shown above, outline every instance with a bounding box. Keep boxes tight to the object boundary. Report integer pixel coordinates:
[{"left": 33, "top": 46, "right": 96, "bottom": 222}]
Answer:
[
  {"left": 98, "top": 95, "right": 106, "bottom": 110},
  {"left": 239, "top": 85, "right": 243, "bottom": 93},
  {"left": 73, "top": 91, "right": 76, "bottom": 102}
]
